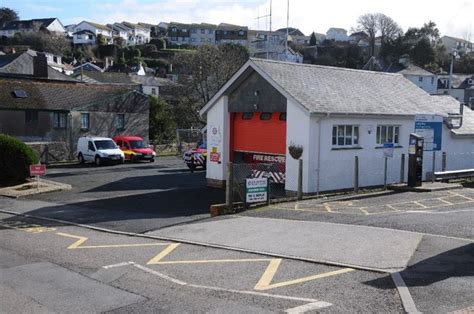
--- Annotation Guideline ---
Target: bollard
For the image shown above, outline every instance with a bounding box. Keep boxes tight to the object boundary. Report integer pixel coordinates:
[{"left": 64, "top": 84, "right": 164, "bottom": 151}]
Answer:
[
  {"left": 384, "top": 157, "right": 388, "bottom": 190},
  {"left": 297, "top": 159, "right": 303, "bottom": 200},
  {"left": 354, "top": 156, "right": 359, "bottom": 193},
  {"left": 400, "top": 153, "right": 405, "bottom": 183},
  {"left": 432, "top": 151, "right": 436, "bottom": 183},
  {"left": 442, "top": 152, "right": 447, "bottom": 171},
  {"left": 226, "top": 162, "right": 233, "bottom": 212}
]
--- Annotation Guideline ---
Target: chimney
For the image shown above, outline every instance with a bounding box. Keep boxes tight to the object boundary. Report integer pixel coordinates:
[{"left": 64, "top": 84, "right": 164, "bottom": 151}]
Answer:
[{"left": 33, "top": 53, "right": 49, "bottom": 78}]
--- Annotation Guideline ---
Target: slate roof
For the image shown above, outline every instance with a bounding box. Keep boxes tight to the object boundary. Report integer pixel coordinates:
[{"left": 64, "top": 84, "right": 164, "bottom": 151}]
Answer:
[
  {"left": 0, "top": 51, "right": 78, "bottom": 82},
  {"left": 249, "top": 58, "right": 456, "bottom": 116},
  {"left": 387, "top": 63, "right": 435, "bottom": 76},
  {"left": 82, "top": 21, "right": 111, "bottom": 31},
  {"left": 73, "top": 71, "right": 135, "bottom": 84},
  {"left": 73, "top": 29, "right": 95, "bottom": 36},
  {"left": 0, "top": 78, "right": 147, "bottom": 112},
  {"left": 130, "top": 75, "right": 178, "bottom": 86},
  {"left": 0, "top": 18, "right": 57, "bottom": 31}
]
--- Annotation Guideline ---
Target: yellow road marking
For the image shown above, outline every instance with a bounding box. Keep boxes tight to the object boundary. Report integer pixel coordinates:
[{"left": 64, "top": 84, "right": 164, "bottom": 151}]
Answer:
[
  {"left": 447, "top": 191, "right": 474, "bottom": 200},
  {"left": 146, "top": 241, "right": 354, "bottom": 291},
  {"left": 413, "top": 201, "right": 428, "bottom": 209},
  {"left": 0, "top": 221, "right": 56, "bottom": 233},
  {"left": 56, "top": 232, "right": 170, "bottom": 249},
  {"left": 254, "top": 259, "right": 354, "bottom": 291},
  {"left": 438, "top": 198, "right": 453, "bottom": 205},
  {"left": 359, "top": 207, "right": 370, "bottom": 215},
  {"left": 294, "top": 203, "right": 299, "bottom": 210},
  {"left": 323, "top": 204, "right": 333, "bottom": 212},
  {"left": 146, "top": 243, "right": 181, "bottom": 264}
]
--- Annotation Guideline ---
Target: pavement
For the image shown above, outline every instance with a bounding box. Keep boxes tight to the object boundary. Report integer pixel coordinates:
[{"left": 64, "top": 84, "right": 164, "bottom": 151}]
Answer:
[{"left": 148, "top": 216, "right": 423, "bottom": 272}]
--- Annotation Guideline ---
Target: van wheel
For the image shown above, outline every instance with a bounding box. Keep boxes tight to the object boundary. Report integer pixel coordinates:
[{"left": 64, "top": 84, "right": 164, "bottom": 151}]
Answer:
[
  {"left": 95, "top": 156, "right": 101, "bottom": 166},
  {"left": 78, "top": 153, "right": 84, "bottom": 164}
]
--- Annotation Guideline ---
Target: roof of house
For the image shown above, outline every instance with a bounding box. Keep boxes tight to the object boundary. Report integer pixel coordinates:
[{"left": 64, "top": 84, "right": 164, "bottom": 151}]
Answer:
[
  {"left": 73, "top": 29, "right": 96, "bottom": 36},
  {"left": 81, "top": 21, "right": 111, "bottom": 31},
  {"left": 217, "top": 23, "right": 248, "bottom": 30},
  {"left": 0, "top": 18, "right": 58, "bottom": 31},
  {"left": 0, "top": 78, "right": 147, "bottom": 112},
  {"left": 201, "top": 58, "right": 461, "bottom": 118},
  {"left": 73, "top": 71, "right": 135, "bottom": 84},
  {"left": 129, "top": 75, "right": 178, "bottom": 86},
  {"left": 387, "top": 63, "right": 435, "bottom": 76},
  {"left": 275, "top": 27, "right": 305, "bottom": 37},
  {"left": 327, "top": 27, "right": 347, "bottom": 33},
  {"left": 73, "top": 62, "right": 103, "bottom": 72},
  {"left": 0, "top": 50, "right": 78, "bottom": 82},
  {"left": 438, "top": 74, "right": 473, "bottom": 89},
  {"left": 441, "top": 35, "right": 472, "bottom": 43}
]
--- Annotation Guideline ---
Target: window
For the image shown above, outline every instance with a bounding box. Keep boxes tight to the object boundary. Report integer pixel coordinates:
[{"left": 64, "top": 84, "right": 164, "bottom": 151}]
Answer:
[
  {"left": 260, "top": 112, "right": 272, "bottom": 120},
  {"left": 190, "top": 37, "right": 196, "bottom": 42},
  {"left": 88, "top": 141, "right": 95, "bottom": 151},
  {"left": 207, "top": 38, "right": 212, "bottom": 42},
  {"left": 201, "top": 29, "right": 205, "bottom": 34},
  {"left": 116, "top": 114, "right": 125, "bottom": 129},
  {"left": 376, "top": 125, "right": 400, "bottom": 145},
  {"left": 191, "top": 29, "right": 197, "bottom": 33},
  {"left": 200, "top": 38, "right": 205, "bottom": 42},
  {"left": 419, "top": 76, "right": 423, "bottom": 82},
  {"left": 279, "top": 113, "right": 287, "bottom": 121},
  {"left": 88, "top": 35, "right": 93, "bottom": 40},
  {"left": 332, "top": 125, "right": 359, "bottom": 147},
  {"left": 77, "top": 35, "right": 82, "bottom": 39},
  {"left": 25, "top": 110, "right": 38, "bottom": 124},
  {"left": 151, "top": 87, "right": 157, "bottom": 95},
  {"left": 117, "top": 140, "right": 123, "bottom": 147},
  {"left": 208, "top": 29, "right": 213, "bottom": 34},
  {"left": 431, "top": 77, "right": 434, "bottom": 85},
  {"left": 80, "top": 113, "right": 89, "bottom": 130},
  {"left": 53, "top": 112, "right": 67, "bottom": 128},
  {"left": 242, "top": 112, "right": 253, "bottom": 120}
]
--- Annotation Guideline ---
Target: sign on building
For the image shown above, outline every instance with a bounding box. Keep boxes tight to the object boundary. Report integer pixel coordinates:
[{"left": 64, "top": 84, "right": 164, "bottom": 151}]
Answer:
[
  {"left": 383, "top": 143, "right": 394, "bottom": 158},
  {"left": 415, "top": 115, "right": 443, "bottom": 151},
  {"left": 245, "top": 178, "right": 268, "bottom": 203}
]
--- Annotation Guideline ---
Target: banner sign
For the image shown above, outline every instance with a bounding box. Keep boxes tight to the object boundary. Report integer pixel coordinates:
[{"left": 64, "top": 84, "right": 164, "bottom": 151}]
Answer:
[{"left": 245, "top": 178, "right": 268, "bottom": 203}]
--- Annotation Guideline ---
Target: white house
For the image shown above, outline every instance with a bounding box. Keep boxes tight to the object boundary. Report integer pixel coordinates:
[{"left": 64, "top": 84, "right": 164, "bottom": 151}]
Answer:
[
  {"left": 73, "top": 21, "right": 112, "bottom": 45},
  {"left": 326, "top": 27, "right": 349, "bottom": 42},
  {"left": 0, "top": 18, "right": 65, "bottom": 37},
  {"left": 441, "top": 35, "right": 473, "bottom": 56},
  {"left": 120, "top": 22, "right": 151, "bottom": 45},
  {"left": 200, "top": 59, "right": 474, "bottom": 193}
]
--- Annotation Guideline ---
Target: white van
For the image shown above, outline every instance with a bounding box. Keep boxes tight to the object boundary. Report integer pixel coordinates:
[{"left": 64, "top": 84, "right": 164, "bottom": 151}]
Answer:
[{"left": 77, "top": 136, "right": 124, "bottom": 166}]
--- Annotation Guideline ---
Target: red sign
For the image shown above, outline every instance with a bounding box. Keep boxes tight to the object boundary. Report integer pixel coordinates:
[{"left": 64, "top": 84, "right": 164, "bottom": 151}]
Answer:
[
  {"left": 30, "top": 164, "right": 46, "bottom": 176},
  {"left": 210, "top": 152, "right": 220, "bottom": 162}
]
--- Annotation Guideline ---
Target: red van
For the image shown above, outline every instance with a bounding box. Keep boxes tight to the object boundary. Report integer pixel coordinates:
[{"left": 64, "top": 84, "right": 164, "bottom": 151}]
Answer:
[{"left": 113, "top": 136, "right": 156, "bottom": 162}]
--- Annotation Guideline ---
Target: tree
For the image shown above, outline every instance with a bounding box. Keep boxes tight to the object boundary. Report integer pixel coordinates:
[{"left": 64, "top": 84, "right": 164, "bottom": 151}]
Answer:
[
  {"left": 149, "top": 96, "right": 176, "bottom": 144},
  {"left": 412, "top": 38, "right": 435, "bottom": 66},
  {"left": 96, "top": 34, "right": 107, "bottom": 45},
  {"left": 309, "top": 32, "right": 317, "bottom": 46},
  {"left": 22, "top": 32, "right": 71, "bottom": 56},
  {"left": 173, "top": 43, "right": 249, "bottom": 104},
  {"left": 0, "top": 7, "right": 18, "bottom": 26},
  {"left": 355, "top": 13, "right": 402, "bottom": 57}
]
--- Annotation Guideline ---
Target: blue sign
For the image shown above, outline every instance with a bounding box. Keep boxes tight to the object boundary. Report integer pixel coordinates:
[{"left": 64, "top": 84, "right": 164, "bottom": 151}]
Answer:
[{"left": 415, "top": 115, "right": 443, "bottom": 151}]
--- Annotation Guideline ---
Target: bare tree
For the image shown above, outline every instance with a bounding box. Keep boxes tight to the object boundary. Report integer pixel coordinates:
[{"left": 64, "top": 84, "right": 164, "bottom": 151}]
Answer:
[{"left": 356, "top": 13, "right": 402, "bottom": 57}]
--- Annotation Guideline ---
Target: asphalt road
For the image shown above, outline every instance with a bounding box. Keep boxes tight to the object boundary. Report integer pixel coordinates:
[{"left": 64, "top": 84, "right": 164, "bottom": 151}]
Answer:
[
  {"left": 0, "top": 213, "right": 403, "bottom": 313},
  {"left": 21, "top": 156, "right": 225, "bottom": 233}
]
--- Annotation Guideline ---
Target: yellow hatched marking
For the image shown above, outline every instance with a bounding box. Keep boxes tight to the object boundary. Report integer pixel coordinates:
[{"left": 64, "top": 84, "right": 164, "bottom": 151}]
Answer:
[
  {"left": 323, "top": 204, "right": 333, "bottom": 212},
  {"left": 254, "top": 259, "right": 354, "bottom": 291},
  {"left": 56, "top": 232, "right": 170, "bottom": 249},
  {"left": 146, "top": 242, "right": 354, "bottom": 291},
  {"left": 447, "top": 191, "right": 474, "bottom": 201},
  {"left": 413, "top": 201, "right": 428, "bottom": 209},
  {"left": 438, "top": 198, "right": 454, "bottom": 205},
  {"left": 359, "top": 208, "right": 370, "bottom": 215},
  {"left": 294, "top": 203, "right": 299, "bottom": 210}
]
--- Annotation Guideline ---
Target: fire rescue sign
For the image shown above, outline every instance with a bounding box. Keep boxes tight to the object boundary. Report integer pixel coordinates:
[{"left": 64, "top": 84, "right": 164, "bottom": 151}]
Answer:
[{"left": 246, "top": 178, "right": 268, "bottom": 203}]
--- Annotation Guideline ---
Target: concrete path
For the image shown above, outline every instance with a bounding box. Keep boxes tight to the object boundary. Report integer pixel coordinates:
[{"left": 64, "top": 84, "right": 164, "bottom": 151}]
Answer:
[{"left": 148, "top": 216, "right": 423, "bottom": 272}]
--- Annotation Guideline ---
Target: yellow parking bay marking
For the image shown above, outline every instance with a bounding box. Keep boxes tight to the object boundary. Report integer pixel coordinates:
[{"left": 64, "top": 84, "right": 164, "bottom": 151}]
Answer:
[
  {"left": 56, "top": 232, "right": 170, "bottom": 249},
  {"left": 147, "top": 242, "right": 354, "bottom": 291},
  {"left": 0, "top": 221, "right": 56, "bottom": 233},
  {"left": 255, "top": 259, "right": 354, "bottom": 291}
]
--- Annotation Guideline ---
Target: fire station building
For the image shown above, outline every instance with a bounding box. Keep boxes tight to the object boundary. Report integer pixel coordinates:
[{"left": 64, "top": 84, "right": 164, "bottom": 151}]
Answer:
[{"left": 200, "top": 58, "right": 474, "bottom": 193}]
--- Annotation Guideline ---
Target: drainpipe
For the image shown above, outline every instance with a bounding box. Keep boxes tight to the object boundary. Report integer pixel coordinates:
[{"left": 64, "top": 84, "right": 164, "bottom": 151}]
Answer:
[{"left": 316, "top": 113, "right": 329, "bottom": 195}]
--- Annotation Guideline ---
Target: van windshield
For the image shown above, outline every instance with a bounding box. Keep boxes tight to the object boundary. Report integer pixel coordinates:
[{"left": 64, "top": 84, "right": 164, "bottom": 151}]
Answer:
[
  {"left": 130, "top": 140, "right": 147, "bottom": 149},
  {"left": 94, "top": 140, "right": 116, "bottom": 150}
]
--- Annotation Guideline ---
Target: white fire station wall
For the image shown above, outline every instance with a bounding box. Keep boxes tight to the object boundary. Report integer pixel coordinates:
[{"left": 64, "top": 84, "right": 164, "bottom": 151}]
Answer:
[
  {"left": 206, "top": 96, "right": 230, "bottom": 186},
  {"left": 285, "top": 99, "right": 313, "bottom": 193}
]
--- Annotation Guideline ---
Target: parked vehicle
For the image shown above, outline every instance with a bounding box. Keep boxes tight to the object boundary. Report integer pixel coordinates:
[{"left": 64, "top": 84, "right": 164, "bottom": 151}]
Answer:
[
  {"left": 113, "top": 136, "right": 156, "bottom": 162},
  {"left": 77, "top": 136, "right": 124, "bottom": 166},
  {"left": 183, "top": 140, "right": 207, "bottom": 172}
]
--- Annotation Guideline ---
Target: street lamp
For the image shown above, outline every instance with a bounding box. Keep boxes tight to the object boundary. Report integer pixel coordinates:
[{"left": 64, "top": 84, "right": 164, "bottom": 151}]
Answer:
[{"left": 448, "top": 49, "right": 459, "bottom": 96}]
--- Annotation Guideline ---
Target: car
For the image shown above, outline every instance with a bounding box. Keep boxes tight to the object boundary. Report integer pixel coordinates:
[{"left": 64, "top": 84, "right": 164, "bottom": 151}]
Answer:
[
  {"left": 77, "top": 136, "right": 124, "bottom": 166},
  {"left": 113, "top": 136, "right": 156, "bottom": 162},
  {"left": 183, "top": 140, "right": 207, "bottom": 172}
]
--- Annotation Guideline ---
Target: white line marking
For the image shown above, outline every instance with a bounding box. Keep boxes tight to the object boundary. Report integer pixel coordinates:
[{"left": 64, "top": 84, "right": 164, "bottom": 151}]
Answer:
[
  {"left": 405, "top": 209, "right": 474, "bottom": 215},
  {"left": 391, "top": 272, "right": 421, "bottom": 314},
  {"left": 285, "top": 301, "right": 333, "bottom": 313},
  {"left": 102, "top": 262, "right": 135, "bottom": 269},
  {"left": 105, "top": 261, "right": 331, "bottom": 304}
]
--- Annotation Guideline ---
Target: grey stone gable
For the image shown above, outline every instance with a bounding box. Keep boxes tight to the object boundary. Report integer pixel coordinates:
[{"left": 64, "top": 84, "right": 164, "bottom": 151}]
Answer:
[{"left": 250, "top": 58, "right": 457, "bottom": 116}]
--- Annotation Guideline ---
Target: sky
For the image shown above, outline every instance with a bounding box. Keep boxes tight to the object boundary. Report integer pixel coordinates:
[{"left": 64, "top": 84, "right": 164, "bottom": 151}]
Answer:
[{"left": 2, "top": 0, "right": 473, "bottom": 40}]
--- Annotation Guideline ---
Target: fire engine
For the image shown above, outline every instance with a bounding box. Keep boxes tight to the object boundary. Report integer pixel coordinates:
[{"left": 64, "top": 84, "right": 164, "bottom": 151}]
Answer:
[{"left": 183, "top": 140, "right": 207, "bottom": 172}]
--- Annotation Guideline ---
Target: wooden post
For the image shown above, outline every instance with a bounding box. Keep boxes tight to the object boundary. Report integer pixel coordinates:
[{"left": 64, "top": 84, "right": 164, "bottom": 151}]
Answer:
[
  {"left": 400, "top": 153, "right": 405, "bottom": 183},
  {"left": 354, "top": 156, "right": 359, "bottom": 193},
  {"left": 226, "top": 162, "right": 233, "bottom": 212},
  {"left": 297, "top": 159, "right": 303, "bottom": 200},
  {"left": 384, "top": 157, "right": 388, "bottom": 189},
  {"left": 432, "top": 151, "right": 436, "bottom": 183}
]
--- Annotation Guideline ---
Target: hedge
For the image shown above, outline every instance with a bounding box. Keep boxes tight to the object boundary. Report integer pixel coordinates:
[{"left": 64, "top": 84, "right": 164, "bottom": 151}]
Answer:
[{"left": 0, "top": 134, "right": 39, "bottom": 184}]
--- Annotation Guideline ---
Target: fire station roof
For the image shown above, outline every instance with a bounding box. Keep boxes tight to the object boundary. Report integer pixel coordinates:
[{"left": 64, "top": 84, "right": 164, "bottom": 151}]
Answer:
[{"left": 201, "top": 58, "right": 460, "bottom": 118}]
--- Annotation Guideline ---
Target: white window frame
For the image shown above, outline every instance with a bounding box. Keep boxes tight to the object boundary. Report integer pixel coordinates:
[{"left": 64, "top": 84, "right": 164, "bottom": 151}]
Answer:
[
  {"left": 376, "top": 125, "right": 400, "bottom": 145},
  {"left": 53, "top": 112, "right": 67, "bottom": 128},
  {"left": 332, "top": 125, "right": 360, "bottom": 148},
  {"left": 80, "top": 113, "right": 89, "bottom": 130}
]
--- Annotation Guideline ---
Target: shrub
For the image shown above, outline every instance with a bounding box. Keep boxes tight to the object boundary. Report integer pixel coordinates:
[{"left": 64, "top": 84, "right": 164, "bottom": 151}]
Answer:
[{"left": 0, "top": 134, "right": 39, "bottom": 184}]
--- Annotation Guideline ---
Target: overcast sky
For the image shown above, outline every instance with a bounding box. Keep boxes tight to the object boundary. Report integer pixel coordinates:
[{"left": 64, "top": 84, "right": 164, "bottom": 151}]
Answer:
[{"left": 3, "top": 0, "right": 473, "bottom": 39}]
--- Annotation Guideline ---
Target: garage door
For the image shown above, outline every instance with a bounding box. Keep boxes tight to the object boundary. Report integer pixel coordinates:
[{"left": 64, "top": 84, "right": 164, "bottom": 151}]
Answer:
[{"left": 232, "top": 112, "right": 286, "bottom": 155}]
